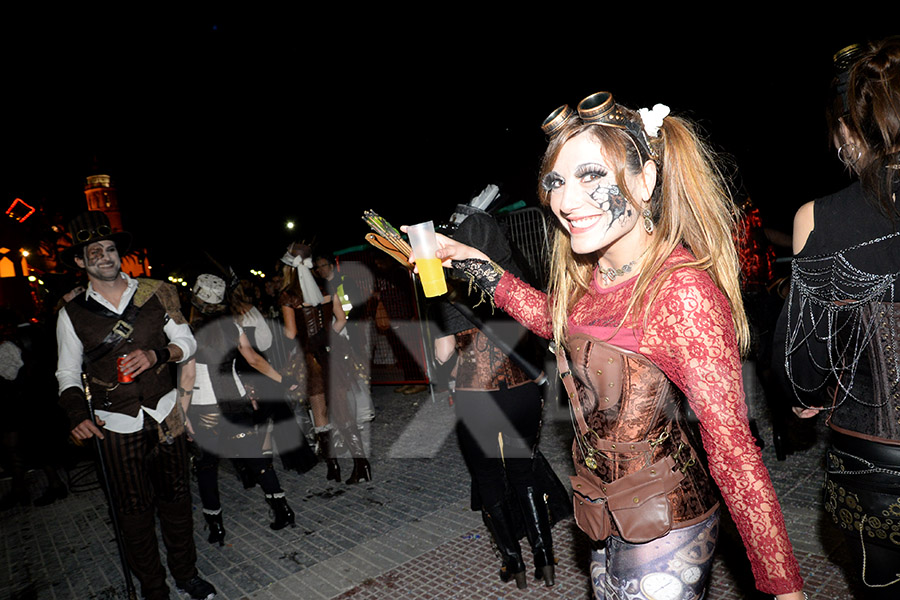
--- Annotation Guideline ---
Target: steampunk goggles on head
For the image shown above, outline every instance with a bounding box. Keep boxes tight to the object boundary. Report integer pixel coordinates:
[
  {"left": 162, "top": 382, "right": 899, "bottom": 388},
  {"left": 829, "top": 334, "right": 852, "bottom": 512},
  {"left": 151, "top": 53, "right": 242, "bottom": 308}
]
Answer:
[
  {"left": 541, "top": 91, "right": 660, "bottom": 160},
  {"left": 74, "top": 224, "right": 113, "bottom": 243}
]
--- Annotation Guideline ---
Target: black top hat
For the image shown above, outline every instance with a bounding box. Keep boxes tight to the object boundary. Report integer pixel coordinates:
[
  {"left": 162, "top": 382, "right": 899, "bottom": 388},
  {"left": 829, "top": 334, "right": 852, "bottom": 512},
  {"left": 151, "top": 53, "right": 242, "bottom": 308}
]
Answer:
[{"left": 59, "top": 211, "right": 132, "bottom": 268}]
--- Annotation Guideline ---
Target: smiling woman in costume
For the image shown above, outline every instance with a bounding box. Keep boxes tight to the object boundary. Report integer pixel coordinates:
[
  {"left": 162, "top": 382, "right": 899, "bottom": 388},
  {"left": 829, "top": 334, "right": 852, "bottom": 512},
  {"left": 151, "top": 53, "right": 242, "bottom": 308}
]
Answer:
[{"left": 422, "top": 92, "right": 805, "bottom": 599}]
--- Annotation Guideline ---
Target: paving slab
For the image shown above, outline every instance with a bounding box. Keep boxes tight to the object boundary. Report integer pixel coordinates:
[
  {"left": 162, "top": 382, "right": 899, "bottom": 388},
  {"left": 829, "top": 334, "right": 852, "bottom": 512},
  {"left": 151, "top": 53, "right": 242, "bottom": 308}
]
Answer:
[{"left": 0, "top": 374, "right": 869, "bottom": 599}]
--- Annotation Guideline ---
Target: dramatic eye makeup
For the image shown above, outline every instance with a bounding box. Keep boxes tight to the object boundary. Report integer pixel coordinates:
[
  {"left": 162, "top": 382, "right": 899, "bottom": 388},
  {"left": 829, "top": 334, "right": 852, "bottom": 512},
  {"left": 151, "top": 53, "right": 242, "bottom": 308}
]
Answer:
[
  {"left": 541, "top": 171, "right": 564, "bottom": 192},
  {"left": 574, "top": 163, "right": 608, "bottom": 182}
]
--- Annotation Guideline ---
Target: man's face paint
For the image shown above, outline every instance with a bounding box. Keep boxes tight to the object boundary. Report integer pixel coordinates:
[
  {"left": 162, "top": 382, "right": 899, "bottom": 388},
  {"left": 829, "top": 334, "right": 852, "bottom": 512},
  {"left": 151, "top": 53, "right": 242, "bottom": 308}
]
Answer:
[
  {"left": 79, "top": 240, "right": 122, "bottom": 282},
  {"left": 545, "top": 132, "right": 643, "bottom": 257}
]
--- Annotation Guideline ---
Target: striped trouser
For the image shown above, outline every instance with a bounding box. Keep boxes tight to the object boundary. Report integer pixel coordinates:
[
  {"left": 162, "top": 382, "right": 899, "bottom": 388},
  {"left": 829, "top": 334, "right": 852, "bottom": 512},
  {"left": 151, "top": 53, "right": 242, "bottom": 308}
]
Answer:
[{"left": 98, "top": 415, "right": 197, "bottom": 599}]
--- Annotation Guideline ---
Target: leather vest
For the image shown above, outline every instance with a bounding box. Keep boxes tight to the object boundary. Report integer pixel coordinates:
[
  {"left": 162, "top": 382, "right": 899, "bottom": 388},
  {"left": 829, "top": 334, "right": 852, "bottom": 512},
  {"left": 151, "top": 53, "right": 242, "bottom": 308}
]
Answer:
[
  {"left": 566, "top": 332, "right": 719, "bottom": 526},
  {"left": 453, "top": 327, "right": 536, "bottom": 391},
  {"left": 65, "top": 281, "right": 176, "bottom": 417}
]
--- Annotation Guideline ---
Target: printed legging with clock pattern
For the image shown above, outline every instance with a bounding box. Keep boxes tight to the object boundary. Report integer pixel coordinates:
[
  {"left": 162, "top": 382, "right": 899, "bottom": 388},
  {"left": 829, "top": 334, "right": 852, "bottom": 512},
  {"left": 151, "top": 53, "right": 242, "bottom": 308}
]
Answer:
[{"left": 590, "top": 511, "right": 719, "bottom": 600}]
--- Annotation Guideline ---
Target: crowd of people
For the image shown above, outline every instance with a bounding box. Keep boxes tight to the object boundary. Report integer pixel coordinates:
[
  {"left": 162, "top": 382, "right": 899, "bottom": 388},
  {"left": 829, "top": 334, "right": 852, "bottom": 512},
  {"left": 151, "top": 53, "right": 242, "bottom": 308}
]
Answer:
[
  {"left": 42, "top": 214, "right": 382, "bottom": 599},
  {"left": 2, "top": 33, "right": 899, "bottom": 600}
]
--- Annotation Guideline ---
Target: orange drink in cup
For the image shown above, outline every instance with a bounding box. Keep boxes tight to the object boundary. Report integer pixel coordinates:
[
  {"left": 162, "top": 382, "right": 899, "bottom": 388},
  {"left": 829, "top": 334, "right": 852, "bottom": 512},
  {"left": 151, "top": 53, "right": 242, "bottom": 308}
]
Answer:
[{"left": 407, "top": 221, "right": 447, "bottom": 297}]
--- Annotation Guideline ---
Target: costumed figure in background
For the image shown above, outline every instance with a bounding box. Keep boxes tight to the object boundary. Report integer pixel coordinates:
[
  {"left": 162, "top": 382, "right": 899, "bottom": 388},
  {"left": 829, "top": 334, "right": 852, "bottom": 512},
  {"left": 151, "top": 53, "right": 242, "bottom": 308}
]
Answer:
[
  {"left": 775, "top": 36, "right": 900, "bottom": 598},
  {"left": 420, "top": 92, "right": 805, "bottom": 599},
  {"left": 55, "top": 211, "right": 215, "bottom": 600},
  {"left": 230, "top": 279, "right": 317, "bottom": 477},
  {"left": 432, "top": 208, "right": 570, "bottom": 589},
  {"left": 279, "top": 242, "right": 372, "bottom": 484},
  {"left": 180, "top": 274, "right": 297, "bottom": 547},
  {"left": 314, "top": 252, "right": 375, "bottom": 458}
]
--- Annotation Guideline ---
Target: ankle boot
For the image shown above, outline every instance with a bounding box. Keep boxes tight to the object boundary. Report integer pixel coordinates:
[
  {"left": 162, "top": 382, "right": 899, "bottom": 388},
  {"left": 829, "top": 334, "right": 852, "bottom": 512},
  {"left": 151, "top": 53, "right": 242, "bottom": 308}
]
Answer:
[
  {"left": 345, "top": 458, "right": 372, "bottom": 484},
  {"left": 315, "top": 430, "right": 341, "bottom": 482},
  {"left": 482, "top": 501, "right": 527, "bottom": 589},
  {"left": 344, "top": 427, "right": 372, "bottom": 484},
  {"left": 203, "top": 511, "right": 226, "bottom": 546},
  {"left": 267, "top": 495, "right": 295, "bottom": 530},
  {"left": 517, "top": 486, "right": 555, "bottom": 586}
]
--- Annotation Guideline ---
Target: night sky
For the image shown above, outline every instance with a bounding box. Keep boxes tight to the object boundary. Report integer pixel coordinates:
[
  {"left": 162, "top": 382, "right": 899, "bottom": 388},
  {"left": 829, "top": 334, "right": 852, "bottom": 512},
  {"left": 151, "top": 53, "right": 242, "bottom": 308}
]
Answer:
[{"left": 2, "top": 15, "right": 891, "bottom": 279}]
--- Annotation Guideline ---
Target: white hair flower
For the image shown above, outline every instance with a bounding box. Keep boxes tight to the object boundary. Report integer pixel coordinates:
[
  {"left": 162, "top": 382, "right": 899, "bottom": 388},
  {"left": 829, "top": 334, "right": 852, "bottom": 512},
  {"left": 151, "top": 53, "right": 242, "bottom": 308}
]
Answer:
[{"left": 638, "top": 104, "right": 670, "bottom": 138}]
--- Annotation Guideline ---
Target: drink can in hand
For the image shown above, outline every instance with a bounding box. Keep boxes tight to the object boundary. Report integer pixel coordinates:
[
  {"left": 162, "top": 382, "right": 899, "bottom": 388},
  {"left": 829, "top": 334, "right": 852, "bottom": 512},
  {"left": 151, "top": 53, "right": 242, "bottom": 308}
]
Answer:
[{"left": 117, "top": 354, "right": 134, "bottom": 384}]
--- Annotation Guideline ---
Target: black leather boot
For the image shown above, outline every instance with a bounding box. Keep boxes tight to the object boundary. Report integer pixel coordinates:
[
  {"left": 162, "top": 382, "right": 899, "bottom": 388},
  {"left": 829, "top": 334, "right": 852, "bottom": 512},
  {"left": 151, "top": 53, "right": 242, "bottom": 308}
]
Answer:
[
  {"left": 344, "top": 426, "right": 372, "bottom": 484},
  {"left": 203, "top": 511, "right": 226, "bottom": 546},
  {"left": 482, "top": 501, "right": 527, "bottom": 589},
  {"left": 266, "top": 495, "right": 296, "bottom": 530},
  {"left": 346, "top": 458, "right": 372, "bottom": 484},
  {"left": 315, "top": 430, "right": 341, "bottom": 482},
  {"left": 518, "top": 486, "right": 555, "bottom": 586}
]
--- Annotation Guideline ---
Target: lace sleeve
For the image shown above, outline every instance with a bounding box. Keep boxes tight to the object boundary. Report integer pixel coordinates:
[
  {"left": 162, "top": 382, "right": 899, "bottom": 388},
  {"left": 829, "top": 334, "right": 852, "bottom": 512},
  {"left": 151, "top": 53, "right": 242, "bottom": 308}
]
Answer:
[
  {"left": 641, "top": 269, "right": 803, "bottom": 596},
  {"left": 493, "top": 271, "right": 554, "bottom": 340}
]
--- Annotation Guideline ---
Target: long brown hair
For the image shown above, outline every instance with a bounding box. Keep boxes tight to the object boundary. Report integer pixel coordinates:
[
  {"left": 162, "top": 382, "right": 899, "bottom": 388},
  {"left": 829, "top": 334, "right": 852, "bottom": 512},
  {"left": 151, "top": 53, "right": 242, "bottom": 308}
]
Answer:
[
  {"left": 538, "top": 111, "right": 749, "bottom": 353},
  {"left": 829, "top": 36, "right": 900, "bottom": 219}
]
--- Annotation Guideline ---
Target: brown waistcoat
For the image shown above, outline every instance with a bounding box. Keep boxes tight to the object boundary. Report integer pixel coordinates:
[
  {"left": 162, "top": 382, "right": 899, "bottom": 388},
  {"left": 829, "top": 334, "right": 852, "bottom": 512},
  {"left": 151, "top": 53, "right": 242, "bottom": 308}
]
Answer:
[{"left": 64, "top": 280, "right": 178, "bottom": 418}]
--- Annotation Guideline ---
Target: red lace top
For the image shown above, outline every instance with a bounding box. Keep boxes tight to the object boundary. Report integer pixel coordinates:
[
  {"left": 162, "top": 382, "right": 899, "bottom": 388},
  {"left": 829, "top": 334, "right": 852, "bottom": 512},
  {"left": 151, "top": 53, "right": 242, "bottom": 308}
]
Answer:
[{"left": 494, "top": 246, "right": 803, "bottom": 596}]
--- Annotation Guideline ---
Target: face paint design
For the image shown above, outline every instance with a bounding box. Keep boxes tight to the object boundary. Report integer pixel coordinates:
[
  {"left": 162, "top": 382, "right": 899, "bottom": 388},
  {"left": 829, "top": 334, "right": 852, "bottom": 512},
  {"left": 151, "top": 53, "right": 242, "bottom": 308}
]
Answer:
[
  {"left": 80, "top": 240, "right": 121, "bottom": 282},
  {"left": 546, "top": 132, "right": 646, "bottom": 257},
  {"left": 588, "top": 184, "right": 633, "bottom": 234}
]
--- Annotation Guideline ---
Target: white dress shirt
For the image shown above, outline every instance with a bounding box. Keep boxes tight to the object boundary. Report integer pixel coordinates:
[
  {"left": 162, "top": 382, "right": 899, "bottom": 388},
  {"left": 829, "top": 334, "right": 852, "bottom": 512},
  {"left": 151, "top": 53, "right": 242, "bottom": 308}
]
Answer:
[{"left": 55, "top": 273, "right": 197, "bottom": 434}]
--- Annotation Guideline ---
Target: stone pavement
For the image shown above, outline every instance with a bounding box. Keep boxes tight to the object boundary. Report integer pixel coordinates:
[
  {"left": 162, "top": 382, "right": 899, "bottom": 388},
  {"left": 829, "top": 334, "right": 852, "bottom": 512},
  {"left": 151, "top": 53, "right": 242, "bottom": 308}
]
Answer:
[{"left": 0, "top": 370, "right": 870, "bottom": 599}]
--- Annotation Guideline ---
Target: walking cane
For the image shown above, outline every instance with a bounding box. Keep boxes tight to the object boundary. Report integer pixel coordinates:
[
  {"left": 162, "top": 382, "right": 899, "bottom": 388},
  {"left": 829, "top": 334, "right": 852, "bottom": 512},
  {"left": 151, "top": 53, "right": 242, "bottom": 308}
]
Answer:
[{"left": 82, "top": 374, "right": 138, "bottom": 600}]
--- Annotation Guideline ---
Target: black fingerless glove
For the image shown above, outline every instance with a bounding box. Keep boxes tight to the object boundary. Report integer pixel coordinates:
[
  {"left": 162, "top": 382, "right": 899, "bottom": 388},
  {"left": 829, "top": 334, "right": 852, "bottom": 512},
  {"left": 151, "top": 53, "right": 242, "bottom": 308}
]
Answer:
[
  {"left": 451, "top": 258, "right": 505, "bottom": 307},
  {"left": 279, "top": 372, "right": 299, "bottom": 389}
]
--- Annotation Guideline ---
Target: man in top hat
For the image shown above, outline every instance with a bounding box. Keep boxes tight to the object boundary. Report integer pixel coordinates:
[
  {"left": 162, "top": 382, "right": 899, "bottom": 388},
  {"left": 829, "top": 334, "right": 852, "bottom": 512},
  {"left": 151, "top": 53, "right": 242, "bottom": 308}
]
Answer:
[{"left": 55, "top": 211, "right": 216, "bottom": 600}]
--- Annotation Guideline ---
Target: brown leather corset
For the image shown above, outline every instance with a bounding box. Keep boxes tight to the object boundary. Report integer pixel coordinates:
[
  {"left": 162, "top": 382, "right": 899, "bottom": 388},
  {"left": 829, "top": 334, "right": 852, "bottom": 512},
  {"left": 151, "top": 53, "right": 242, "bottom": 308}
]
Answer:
[
  {"left": 453, "top": 327, "right": 535, "bottom": 391},
  {"left": 298, "top": 302, "right": 331, "bottom": 347},
  {"left": 565, "top": 332, "right": 719, "bottom": 526}
]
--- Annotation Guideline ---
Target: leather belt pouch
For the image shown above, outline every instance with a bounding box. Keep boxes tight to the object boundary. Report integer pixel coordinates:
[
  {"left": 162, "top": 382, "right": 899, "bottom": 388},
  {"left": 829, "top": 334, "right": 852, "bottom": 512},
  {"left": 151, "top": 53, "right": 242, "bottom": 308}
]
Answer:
[{"left": 571, "top": 456, "right": 684, "bottom": 543}]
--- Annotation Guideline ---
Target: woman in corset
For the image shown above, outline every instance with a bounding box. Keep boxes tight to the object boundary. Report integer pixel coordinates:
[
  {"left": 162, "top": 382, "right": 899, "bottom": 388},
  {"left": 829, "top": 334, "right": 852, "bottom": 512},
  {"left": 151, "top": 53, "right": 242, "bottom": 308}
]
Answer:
[{"left": 413, "top": 90, "right": 805, "bottom": 599}]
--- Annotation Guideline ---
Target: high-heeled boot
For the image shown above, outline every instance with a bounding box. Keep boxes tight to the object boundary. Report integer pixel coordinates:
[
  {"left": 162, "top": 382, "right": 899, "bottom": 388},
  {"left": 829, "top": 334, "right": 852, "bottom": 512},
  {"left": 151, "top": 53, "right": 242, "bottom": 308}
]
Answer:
[
  {"left": 315, "top": 429, "right": 341, "bottom": 482},
  {"left": 482, "top": 501, "right": 527, "bottom": 589},
  {"left": 346, "top": 458, "right": 372, "bottom": 484},
  {"left": 517, "top": 486, "right": 556, "bottom": 586},
  {"left": 203, "top": 510, "right": 226, "bottom": 546},
  {"left": 266, "top": 495, "right": 296, "bottom": 530},
  {"left": 344, "top": 426, "right": 372, "bottom": 484}
]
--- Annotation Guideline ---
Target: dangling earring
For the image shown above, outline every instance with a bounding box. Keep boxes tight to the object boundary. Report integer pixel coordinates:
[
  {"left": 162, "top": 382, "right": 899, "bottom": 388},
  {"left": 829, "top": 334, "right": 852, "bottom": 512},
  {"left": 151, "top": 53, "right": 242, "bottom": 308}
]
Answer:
[
  {"left": 642, "top": 208, "right": 654, "bottom": 234},
  {"left": 838, "top": 143, "right": 861, "bottom": 167}
]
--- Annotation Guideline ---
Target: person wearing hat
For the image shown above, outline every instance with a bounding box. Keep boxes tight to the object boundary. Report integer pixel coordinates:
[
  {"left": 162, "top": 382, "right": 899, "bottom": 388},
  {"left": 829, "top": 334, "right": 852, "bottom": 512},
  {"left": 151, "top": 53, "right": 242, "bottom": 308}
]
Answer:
[{"left": 55, "top": 211, "right": 215, "bottom": 600}]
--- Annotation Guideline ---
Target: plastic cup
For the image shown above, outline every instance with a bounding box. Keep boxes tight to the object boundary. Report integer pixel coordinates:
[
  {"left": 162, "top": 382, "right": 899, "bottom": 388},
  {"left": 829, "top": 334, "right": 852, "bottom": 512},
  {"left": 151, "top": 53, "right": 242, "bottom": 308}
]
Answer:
[{"left": 407, "top": 220, "right": 447, "bottom": 297}]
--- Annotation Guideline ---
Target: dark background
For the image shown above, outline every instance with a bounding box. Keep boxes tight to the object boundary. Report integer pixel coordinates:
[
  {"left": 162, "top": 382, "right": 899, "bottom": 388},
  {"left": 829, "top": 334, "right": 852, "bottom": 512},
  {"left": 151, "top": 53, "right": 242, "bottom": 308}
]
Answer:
[{"left": 1, "top": 14, "right": 893, "bottom": 278}]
